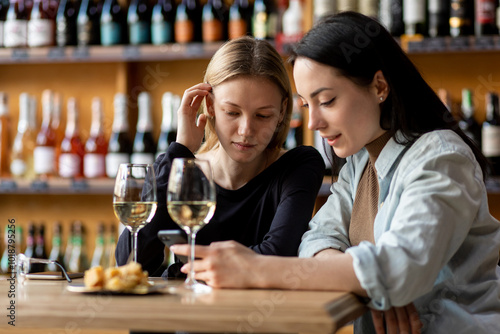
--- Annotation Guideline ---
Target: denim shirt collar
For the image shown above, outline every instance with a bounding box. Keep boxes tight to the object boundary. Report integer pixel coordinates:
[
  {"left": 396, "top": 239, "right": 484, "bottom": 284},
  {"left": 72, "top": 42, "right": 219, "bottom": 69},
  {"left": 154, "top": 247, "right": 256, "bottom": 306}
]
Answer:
[{"left": 374, "top": 131, "right": 411, "bottom": 181}]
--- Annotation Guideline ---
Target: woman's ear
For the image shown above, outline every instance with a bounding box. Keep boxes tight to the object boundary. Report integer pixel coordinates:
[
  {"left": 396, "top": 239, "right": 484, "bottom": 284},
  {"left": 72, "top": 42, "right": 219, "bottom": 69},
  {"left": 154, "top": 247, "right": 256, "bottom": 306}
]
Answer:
[
  {"left": 372, "top": 70, "right": 390, "bottom": 102},
  {"left": 206, "top": 93, "right": 215, "bottom": 117}
]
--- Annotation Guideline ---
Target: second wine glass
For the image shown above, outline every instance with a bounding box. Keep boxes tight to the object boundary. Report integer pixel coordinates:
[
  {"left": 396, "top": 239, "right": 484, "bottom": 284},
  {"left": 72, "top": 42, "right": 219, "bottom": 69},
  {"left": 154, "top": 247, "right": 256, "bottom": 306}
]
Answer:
[
  {"left": 113, "top": 163, "right": 157, "bottom": 263},
  {"left": 167, "top": 158, "right": 216, "bottom": 294}
]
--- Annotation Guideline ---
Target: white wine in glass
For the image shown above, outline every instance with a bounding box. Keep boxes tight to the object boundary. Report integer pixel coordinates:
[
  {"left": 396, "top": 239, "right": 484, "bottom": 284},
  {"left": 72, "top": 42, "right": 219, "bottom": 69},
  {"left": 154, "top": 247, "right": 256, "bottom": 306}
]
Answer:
[
  {"left": 113, "top": 163, "right": 157, "bottom": 263},
  {"left": 167, "top": 158, "right": 216, "bottom": 294}
]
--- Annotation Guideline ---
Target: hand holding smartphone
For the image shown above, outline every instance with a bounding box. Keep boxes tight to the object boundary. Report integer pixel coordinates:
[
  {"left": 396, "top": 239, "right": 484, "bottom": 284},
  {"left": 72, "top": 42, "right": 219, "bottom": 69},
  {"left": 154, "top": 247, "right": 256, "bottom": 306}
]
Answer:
[{"left": 157, "top": 230, "right": 188, "bottom": 263}]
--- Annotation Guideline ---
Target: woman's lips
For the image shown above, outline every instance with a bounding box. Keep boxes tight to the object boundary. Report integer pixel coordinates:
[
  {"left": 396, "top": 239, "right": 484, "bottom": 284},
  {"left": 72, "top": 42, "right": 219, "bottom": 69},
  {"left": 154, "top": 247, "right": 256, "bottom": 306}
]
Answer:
[
  {"left": 326, "top": 134, "right": 341, "bottom": 146},
  {"left": 234, "top": 142, "right": 255, "bottom": 150}
]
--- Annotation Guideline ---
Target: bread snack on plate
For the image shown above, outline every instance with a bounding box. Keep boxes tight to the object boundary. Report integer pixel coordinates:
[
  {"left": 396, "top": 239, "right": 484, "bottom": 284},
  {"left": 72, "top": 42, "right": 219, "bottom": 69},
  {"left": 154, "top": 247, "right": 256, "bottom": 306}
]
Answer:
[{"left": 84, "top": 262, "right": 150, "bottom": 292}]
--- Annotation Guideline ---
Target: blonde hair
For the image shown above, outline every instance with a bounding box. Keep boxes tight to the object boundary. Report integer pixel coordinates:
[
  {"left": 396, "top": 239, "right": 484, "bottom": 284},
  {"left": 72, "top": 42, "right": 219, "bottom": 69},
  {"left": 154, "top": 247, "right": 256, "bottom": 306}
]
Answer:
[{"left": 197, "top": 36, "right": 293, "bottom": 154}]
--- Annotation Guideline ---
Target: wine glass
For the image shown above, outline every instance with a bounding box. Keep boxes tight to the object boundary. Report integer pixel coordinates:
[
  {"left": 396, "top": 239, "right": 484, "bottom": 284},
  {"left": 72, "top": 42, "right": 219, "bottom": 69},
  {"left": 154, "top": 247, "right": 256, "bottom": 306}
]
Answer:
[
  {"left": 113, "top": 163, "right": 157, "bottom": 263},
  {"left": 167, "top": 158, "right": 216, "bottom": 294}
]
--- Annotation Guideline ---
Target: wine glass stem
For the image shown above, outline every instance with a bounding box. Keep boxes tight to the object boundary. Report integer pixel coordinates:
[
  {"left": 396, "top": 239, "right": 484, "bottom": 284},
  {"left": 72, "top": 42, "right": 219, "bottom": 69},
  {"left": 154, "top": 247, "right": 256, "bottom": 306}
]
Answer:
[
  {"left": 187, "top": 230, "right": 197, "bottom": 285},
  {"left": 131, "top": 229, "right": 139, "bottom": 263}
]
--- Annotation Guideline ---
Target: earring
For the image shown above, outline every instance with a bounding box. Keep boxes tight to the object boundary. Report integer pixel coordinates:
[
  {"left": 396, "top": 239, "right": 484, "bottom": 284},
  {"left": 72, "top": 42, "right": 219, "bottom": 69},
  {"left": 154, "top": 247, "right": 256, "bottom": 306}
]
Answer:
[{"left": 379, "top": 97, "right": 384, "bottom": 101}]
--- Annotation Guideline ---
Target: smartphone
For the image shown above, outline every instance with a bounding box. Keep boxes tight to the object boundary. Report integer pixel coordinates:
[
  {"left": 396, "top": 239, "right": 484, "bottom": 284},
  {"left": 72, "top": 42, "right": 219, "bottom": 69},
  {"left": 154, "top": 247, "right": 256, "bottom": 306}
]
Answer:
[
  {"left": 24, "top": 272, "right": 84, "bottom": 280},
  {"left": 157, "top": 230, "right": 188, "bottom": 263}
]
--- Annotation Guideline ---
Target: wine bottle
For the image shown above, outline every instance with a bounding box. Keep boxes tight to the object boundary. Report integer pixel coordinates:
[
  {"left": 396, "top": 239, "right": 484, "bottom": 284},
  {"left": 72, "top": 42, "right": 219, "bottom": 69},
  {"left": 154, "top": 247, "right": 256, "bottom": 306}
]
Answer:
[
  {"left": 174, "top": 0, "right": 202, "bottom": 43},
  {"left": 379, "top": 0, "right": 404, "bottom": 36},
  {"left": 0, "top": 225, "right": 23, "bottom": 273},
  {"left": 228, "top": 0, "right": 251, "bottom": 39},
  {"left": 475, "top": 0, "right": 498, "bottom": 35},
  {"left": 34, "top": 223, "right": 48, "bottom": 271},
  {"left": 282, "top": 0, "right": 303, "bottom": 38},
  {"left": 25, "top": 224, "right": 36, "bottom": 260},
  {"left": 56, "top": 0, "right": 79, "bottom": 46},
  {"left": 100, "top": 0, "right": 127, "bottom": 46},
  {"left": 69, "top": 220, "right": 89, "bottom": 273},
  {"left": 11, "top": 93, "right": 37, "bottom": 179},
  {"left": 131, "top": 91, "right": 157, "bottom": 165},
  {"left": 337, "top": 0, "right": 357, "bottom": 12},
  {"left": 77, "top": 0, "right": 101, "bottom": 46},
  {"left": 482, "top": 92, "right": 500, "bottom": 175},
  {"left": 450, "top": 0, "right": 474, "bottom": 37},
  {"left": 4, "top": 0, "right": 29, "bottom": 47},
  {"left": 285, "top": 94, "right": 303, "bottom": 149},
  {"left": 105, "top": 223, "right": 117, "bottom": 268},
  {"left": 91, "top": 222, "right": 107, "bottom": 268},
  {"left": 403, "top": 0, "right": 427, "bottom": 36},
  {"left": 313, "top": 0, "right": 335, "bottom": 23},
  {"left": 202, "top": 0, "right": 228, "bottom": 43},
  {"left": 0, "top": 0, "right": 10, "bottom": 47},
  {"left": 47, "top": 222, "right": 65, "bottom": 271},
  {"left": 52, "top": 92, "right": 64, "bottom": 175},
  {"left": 59, "top": 97, "right": 85, "bottom": 178},
  {"left": 358, "top": 0, "right": 379, "bottom": 18},
  {"left": 0, "top": 92, "right": 11, "bottom": 177},
  {"left": 157, "top": 92, "right": 177, "bottom": 157},
  {"left": 252, "top": 0, "right": 277, "bottom": 40},
  {"left": 128, "top": 0, "right": 151, "bottom": 45},
  {"left": 27, "top": 0, "right": 57, "bottom": 47},
  {"left": 84, "top": 97, "right": 108, "bottom": 178},
  {"left": 151, "top": 0, "right": 175, "bottom": 44},
  {"left": 459, "top": 88, "right": 482, "bottom": 149},
  {"left": 106, "top": 93, "right": 132, "bottom": 178},
  {"left": 34, "top": 90, "right": 56, "bottom": 178},
  {"left": 1, "top": 225, "right": 12, "bottom": 273},
  {"left": 428, "top": 0, "right": 450, "bottom": 37},
  {"left": 63, "top": 222, "right": 74, "bottom": 270}
]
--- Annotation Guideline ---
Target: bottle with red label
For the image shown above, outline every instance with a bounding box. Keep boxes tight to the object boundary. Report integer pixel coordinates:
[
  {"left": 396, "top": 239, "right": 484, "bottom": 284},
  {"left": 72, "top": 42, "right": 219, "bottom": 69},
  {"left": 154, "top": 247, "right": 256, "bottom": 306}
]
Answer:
[
  {"left": 59, "top": 97, "right": 85, "bottom": 178},
  {"left": 84, "top": 97, "right": 108, "bottom": 178},
  {"left": 475, "top": 0, "right": 498, "bottom": 36},
  {"left": 34, "top": 90, "right": 57, "bottom": 179},
  {"left": 0, "top": 92, "right": 11, "bottom": 177},
  {"left": 202, "top": 0, "right": 228, "bottom": 43}
]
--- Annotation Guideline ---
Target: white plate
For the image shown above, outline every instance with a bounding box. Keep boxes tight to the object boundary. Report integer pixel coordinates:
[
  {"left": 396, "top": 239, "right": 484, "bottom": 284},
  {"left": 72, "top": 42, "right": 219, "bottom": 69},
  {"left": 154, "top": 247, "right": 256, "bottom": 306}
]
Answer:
[{"left": 66, "top": 282, "right": 169, "bottom": 295}]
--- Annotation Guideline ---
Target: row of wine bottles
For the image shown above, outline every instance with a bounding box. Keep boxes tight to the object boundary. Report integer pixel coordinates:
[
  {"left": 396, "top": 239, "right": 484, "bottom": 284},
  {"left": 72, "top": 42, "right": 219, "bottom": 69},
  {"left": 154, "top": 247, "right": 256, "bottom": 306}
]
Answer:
[
  {"left": 0, "top": 0, "right": 305, "bottom": 48},
  {"left": 0, "top": 89, "right": 306, "bottom": 181},
  {"left": 0, "top": 90, "right": 181, "bottom": 179},
  {"left": 440, "top": 87, "right": 500, "bottom": 175},
  {"left": 312, "top": 0, "right": 500, "bottom": 38},
  {"left": 0, "top": 221, "right": 117, "bottom": 274}
]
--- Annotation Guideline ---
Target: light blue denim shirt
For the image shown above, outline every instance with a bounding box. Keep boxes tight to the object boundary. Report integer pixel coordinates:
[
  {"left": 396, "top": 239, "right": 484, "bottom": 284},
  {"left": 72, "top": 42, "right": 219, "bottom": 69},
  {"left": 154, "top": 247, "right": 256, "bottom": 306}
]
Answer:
[{"left": 299, "top": 130, "right": 500, "bottom": 333}]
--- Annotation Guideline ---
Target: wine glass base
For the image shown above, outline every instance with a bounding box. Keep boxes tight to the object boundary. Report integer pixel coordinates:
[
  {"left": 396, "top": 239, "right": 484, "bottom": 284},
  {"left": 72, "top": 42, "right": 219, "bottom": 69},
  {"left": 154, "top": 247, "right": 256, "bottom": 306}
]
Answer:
[{"left": 176, "top": 282, "right": 212, "bottom": 295}]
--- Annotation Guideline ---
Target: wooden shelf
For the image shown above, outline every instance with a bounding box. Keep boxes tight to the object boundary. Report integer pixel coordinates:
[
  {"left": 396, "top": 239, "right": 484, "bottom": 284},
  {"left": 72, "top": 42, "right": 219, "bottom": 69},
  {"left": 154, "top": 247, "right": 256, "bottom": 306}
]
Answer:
[
  {"left": 0, "top": 42, "right": 225, "bottom": 64},
  {"left": 402, "top": 35, "right": 500, "bottom": 54},
  {"left": 0, "top": 177, "right": 115, "bottom": 195}
]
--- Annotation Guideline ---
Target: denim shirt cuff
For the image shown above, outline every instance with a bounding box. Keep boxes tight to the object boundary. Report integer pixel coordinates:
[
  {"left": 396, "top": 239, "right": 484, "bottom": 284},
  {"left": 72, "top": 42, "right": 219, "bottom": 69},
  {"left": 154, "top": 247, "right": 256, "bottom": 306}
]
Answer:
[{"left": 346, "top": 242, "right": 391, "bottom": 310}]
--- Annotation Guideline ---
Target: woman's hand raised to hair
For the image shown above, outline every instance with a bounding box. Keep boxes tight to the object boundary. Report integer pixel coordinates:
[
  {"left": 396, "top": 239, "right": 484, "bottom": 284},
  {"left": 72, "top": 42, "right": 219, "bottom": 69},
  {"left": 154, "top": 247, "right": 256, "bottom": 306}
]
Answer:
[
  {"left": 170, "top": 241, "right": 261, "bottom": 288},
  {"left": 176, "top": 83, "right": 212, "bottom": 153},
  {"left": 371, "top": 303, "right": 421, "bottom": 334}
]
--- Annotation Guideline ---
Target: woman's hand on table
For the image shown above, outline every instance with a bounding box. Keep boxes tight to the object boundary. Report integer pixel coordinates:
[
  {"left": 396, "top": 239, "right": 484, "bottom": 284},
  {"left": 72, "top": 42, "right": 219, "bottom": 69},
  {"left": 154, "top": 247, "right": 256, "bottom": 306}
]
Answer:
[
  {"left": 176, "top": 82, "right": 211, "bottom": 153},
  {"left": 371, "top": 302, "right": 421, "bottom": 334},
  {"left": 171, "top": 240, "right": 260, "bottom": 288}
]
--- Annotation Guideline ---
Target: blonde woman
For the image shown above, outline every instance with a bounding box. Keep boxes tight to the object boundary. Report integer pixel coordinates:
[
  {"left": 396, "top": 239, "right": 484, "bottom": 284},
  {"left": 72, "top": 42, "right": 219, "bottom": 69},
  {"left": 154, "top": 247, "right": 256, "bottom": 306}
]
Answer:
[{"left": 116, "top": 37, "right": 325, "bottom": 277}]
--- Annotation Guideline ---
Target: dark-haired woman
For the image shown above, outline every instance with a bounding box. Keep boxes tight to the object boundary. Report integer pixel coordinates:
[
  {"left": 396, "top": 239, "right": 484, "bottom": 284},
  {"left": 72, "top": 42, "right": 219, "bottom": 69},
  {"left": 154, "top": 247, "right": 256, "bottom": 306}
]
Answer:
[{"left": 172, "top": 12, "right": 500, "bottom": 334}]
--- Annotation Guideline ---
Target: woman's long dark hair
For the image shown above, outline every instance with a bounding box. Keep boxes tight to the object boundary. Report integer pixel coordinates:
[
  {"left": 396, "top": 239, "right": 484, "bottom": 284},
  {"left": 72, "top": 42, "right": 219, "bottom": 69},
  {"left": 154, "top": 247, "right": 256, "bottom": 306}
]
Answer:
[{"left": 290, "top": 11, "right": 489, "bottom": 178}]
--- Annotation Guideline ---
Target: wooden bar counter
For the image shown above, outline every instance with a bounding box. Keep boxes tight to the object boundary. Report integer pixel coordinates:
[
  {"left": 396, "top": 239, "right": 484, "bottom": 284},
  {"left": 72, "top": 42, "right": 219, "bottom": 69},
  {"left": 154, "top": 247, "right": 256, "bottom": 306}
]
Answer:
[{"left": 1, "top": 276, "right": 366, "bottom": 334}]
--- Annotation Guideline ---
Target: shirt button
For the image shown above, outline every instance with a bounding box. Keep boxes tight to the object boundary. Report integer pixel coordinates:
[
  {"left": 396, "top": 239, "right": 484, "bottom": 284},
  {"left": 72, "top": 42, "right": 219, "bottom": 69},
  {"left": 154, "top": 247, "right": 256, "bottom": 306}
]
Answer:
[{"left": 379, "top": 202, "right": 384, "bottom": 209}]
